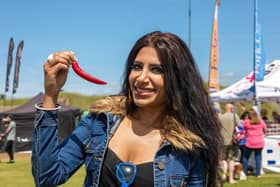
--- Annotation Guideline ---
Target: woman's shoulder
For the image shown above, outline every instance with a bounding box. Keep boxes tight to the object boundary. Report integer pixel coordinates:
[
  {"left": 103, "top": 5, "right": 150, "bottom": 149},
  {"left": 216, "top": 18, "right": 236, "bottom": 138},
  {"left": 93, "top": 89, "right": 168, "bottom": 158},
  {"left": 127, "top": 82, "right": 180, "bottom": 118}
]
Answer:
[
  {"left": 242, "top": 119, "right": 250, "bottom": 126},
  {"left": 186, "top": 149, "right": 205, "bottom": 170},
  {"left": 171, "top": 147, "right": 204, "bottom": 161},
  {"left": 77, "top": 111, "right": 121, "bottom": 137},
  {"left": 88, "top": 95, "right": 126, "bottom": 115},
  {"left": 260, "top": 119, "right": 266, "bottom": 125}
]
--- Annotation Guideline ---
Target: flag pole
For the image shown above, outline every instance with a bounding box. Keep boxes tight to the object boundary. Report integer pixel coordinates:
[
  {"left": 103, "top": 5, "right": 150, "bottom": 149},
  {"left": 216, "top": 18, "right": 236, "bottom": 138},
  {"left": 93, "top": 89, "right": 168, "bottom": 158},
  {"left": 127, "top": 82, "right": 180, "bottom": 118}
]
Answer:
[
  {"left": 253, "top": 0, "right": 257, "bottom": 107},
  {"left": 253, "top": 0, "right": 265, "bottom": 115},
  {"left": 12, "top": 40, "right": 24, "bottom": 96},
  {"left": 3, "top": 37, "right": 15, "bottom": 111},
  {"left": 208, "top": 0, "right": 220, "bottom": 93}
]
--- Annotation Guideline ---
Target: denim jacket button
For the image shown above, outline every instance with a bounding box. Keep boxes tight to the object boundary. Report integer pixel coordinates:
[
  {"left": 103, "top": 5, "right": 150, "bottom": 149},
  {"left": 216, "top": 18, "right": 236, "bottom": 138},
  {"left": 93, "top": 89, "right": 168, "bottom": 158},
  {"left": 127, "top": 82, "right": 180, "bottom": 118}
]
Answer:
[{"left": 158, "top": 162, "right": 165, "bottom": 170}]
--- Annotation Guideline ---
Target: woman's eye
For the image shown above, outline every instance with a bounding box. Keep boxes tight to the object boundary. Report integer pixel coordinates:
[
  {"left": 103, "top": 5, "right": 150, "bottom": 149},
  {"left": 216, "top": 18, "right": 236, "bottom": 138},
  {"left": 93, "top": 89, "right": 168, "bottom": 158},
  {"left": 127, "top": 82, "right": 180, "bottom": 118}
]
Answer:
[
  {"left": 131, "top": 64, "right": 142, "bottom": 71},
  {"left": 151, "top": 66, "right": 163, "bottom": 74}
]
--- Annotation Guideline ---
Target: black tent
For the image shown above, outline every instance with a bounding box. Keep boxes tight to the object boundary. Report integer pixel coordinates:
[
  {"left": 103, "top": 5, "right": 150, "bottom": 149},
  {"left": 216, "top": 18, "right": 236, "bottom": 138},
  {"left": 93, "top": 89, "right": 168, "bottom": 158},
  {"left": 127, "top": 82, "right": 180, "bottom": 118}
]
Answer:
[{"left": 0, "top": 92, "right": 81, "bottom": 152}]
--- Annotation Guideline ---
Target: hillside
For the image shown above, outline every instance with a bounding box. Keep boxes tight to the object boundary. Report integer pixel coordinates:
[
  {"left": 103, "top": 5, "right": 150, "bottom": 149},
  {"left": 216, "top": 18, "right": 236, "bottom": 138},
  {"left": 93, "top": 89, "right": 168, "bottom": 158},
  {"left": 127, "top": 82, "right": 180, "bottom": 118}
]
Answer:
[
  {"left": 0, "top": 92, "right": 106, "bottom": 112},
  {"left": 58, "top": 92, "right": 106, "bottom": 110},
  {"left": 0, "top": 92, "right": 279, "bottom": 120}
]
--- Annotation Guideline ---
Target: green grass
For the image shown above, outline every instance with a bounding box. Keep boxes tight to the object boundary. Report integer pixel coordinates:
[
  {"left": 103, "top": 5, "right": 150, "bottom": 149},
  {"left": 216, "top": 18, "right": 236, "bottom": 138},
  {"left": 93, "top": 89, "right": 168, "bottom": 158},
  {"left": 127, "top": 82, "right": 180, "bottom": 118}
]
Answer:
[
  {"left": 224, "top": 174, "right": 280, "bottom": 187},
  {"left": 0, "top": 154, "right": 85, "bottom": 187},
  {"left": 1, "top": 155, "right": 279, "bottom": 187}
]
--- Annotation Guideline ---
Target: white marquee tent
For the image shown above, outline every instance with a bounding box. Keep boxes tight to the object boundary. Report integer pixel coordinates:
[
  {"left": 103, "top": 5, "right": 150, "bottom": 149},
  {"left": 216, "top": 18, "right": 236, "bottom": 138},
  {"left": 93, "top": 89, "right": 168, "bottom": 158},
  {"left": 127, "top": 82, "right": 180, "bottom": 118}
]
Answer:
[{"left": 210, "top": 60, "right": 280, "bottom": 103}]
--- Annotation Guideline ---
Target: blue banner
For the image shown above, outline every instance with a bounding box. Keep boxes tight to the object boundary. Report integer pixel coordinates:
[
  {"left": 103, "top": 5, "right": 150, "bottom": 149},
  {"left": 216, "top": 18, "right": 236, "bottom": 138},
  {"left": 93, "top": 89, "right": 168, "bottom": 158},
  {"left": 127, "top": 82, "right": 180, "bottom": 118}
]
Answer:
[{"left": 254, "top": 0, "right": 265, "bottom": 82}]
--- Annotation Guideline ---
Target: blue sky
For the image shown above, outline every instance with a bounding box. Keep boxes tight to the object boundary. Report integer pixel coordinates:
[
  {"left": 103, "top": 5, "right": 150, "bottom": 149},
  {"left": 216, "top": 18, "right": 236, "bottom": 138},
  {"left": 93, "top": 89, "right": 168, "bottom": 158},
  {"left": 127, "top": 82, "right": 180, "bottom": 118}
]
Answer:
[{"left": 0, "top": 0, "right": 280, "bottom": 98}]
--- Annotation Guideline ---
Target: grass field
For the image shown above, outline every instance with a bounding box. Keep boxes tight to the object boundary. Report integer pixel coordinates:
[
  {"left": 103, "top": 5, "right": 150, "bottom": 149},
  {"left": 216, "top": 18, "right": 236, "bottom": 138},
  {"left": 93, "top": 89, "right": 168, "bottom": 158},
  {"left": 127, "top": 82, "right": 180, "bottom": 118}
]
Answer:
[
  {"left": 0, "top": 153, "right": 85, "bottom": 187},
  {"left": 0, "top": 153, "right": 279, "bottom": 187},
  {"left": 224, "top": 174, "right": 280, "bottom": 187}
]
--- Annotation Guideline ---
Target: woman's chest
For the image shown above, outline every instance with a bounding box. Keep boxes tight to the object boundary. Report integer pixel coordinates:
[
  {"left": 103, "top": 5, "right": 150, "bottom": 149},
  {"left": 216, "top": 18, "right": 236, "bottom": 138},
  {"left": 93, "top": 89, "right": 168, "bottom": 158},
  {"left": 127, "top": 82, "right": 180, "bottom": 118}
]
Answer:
[{"left": 108, "top": 130, "right": 161, "bottom": 164}]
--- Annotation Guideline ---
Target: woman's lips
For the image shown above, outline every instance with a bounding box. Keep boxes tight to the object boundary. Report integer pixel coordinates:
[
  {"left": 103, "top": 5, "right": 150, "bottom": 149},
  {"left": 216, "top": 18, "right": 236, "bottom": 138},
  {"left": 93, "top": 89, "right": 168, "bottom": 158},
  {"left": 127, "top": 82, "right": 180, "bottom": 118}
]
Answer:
[{"left": 133, "top": 87, "right": 155, "bottom": 97}]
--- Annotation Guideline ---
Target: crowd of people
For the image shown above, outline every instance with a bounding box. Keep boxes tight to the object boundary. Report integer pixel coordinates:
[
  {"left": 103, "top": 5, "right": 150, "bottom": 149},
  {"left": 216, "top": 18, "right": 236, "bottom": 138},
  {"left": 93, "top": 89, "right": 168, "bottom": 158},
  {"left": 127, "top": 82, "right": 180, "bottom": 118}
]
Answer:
[{"left": 216, "top": 103, "right": 268, "bottom": 185}]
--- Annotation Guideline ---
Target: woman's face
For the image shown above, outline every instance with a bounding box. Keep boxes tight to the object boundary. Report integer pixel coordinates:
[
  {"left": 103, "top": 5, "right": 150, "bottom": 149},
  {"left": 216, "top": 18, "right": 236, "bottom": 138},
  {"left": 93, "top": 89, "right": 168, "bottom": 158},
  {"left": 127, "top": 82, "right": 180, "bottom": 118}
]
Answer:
[{"left": 129, "top": 47, "right": 167, "bottom": 109}]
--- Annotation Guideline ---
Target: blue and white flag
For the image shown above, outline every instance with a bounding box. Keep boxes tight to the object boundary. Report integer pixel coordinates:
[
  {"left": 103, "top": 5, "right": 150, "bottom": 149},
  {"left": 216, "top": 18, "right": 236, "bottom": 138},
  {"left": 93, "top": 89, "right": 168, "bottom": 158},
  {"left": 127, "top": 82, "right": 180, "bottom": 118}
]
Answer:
[{"left": 254, "top": 0, "right": 265, "bottom": 82}]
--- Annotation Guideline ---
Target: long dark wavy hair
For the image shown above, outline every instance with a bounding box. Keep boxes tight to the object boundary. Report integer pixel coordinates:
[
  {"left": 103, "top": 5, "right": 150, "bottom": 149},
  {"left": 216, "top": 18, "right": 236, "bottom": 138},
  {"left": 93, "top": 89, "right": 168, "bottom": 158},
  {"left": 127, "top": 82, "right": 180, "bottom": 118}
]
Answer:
[{"left": 120, "top": 31, "right": 223, "bottom": 187}]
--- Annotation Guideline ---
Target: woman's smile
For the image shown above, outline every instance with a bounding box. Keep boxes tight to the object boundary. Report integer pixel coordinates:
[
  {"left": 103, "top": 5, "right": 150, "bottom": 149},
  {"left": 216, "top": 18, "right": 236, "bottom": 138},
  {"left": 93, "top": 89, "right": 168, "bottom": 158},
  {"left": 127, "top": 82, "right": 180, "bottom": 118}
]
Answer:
[{"left": 133, "top": 86, "right": 156, "bottom": 97}]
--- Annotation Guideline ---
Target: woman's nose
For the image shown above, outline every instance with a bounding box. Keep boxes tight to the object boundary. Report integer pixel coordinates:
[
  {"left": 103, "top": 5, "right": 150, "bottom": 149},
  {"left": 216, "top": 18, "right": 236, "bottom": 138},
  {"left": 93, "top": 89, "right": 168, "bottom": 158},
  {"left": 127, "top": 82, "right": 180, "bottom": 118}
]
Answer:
[{"left": 136, "top": 70, "right": 149, "bottom": 83}]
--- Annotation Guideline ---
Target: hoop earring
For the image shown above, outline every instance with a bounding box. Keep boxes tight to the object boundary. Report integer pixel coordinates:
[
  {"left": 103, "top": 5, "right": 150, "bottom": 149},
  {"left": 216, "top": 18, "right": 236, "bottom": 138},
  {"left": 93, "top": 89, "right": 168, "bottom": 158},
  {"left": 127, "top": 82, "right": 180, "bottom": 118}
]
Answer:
[
  {"left": 127, "top": 90, "right": 132, "bottom": 105},
  {"left": 173, "top": 98, "right": 178, "bottom": 111}
]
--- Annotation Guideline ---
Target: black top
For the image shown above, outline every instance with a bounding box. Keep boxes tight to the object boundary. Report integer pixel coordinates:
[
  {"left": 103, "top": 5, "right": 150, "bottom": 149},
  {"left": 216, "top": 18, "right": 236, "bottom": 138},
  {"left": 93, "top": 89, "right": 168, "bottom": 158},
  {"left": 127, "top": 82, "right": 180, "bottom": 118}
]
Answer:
[{"left": 99, "top": 148, "right": 154, "bottom": 187}]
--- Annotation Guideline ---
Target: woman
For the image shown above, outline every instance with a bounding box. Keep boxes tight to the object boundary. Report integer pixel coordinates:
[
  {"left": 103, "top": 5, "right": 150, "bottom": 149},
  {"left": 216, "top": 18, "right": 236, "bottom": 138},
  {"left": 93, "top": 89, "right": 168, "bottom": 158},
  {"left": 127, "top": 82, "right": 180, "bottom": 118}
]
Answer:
[
  {"left": 242, "top": 108, "right": 266, "bottom": 177},
  {"left": 32, "top": 31, "right": 223, "bottom": 187}
]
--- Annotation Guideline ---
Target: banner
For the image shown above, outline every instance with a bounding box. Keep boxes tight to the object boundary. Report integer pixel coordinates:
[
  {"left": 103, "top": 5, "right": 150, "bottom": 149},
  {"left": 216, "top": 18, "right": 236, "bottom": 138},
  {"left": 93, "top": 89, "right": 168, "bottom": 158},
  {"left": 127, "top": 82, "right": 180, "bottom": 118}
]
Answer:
[
  {"left": 5, "top": 37, "right": 14, "bottom": 92},
  {"left": 208, "top": 0, "right": 220, "bottom": 93},
  {"left": 12, "top": 40, "right": 24, "bottom": 94},
  {"left": 254, "top": 0, "right": 265, "bottom": 82}
]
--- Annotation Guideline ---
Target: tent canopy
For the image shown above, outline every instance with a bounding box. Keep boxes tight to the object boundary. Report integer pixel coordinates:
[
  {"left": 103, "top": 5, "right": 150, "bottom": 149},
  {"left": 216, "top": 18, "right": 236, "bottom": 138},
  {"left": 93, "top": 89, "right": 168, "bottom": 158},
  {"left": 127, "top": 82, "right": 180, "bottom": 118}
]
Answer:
[
  {"left": 210, "top": 60, "right": 280, "bottom": 102},
  {"left": 0, "top": 92, "right": 81, "bottom": 152}
]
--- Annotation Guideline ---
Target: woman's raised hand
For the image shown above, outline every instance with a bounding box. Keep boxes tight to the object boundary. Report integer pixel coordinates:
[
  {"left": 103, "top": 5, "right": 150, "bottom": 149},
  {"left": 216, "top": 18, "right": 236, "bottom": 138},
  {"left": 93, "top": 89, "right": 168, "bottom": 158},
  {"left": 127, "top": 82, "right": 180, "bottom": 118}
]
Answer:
[{"left": 43, "top": 51, "right": 75, "bottom": 108}]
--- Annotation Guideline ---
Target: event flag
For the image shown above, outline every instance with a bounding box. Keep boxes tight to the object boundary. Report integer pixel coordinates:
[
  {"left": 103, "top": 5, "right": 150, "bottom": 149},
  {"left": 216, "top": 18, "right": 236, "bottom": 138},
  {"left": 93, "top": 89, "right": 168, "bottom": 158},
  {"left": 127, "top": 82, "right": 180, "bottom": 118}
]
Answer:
[
  {"left": 254, "top": 0, "right": 265, "bottom": 82},
  {"left": 208, "top": 0, "right": 220, "bottom": 93},
  {"left": 12, "top": 40, "right": 24, "bottom": 94},
  {"left": 5, "top": 37, "right": 14, "bottom": 92}
]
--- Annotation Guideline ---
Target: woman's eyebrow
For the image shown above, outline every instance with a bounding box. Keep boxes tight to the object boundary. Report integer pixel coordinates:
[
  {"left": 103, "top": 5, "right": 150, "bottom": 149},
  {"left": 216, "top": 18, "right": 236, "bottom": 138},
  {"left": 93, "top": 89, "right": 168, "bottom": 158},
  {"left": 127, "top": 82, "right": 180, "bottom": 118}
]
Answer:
[
  {"left": 150, "top": 64, "right": 162, "bottom": 67},
  {"left": 133, "top": 60, "right": 143, "bottom": 63}
]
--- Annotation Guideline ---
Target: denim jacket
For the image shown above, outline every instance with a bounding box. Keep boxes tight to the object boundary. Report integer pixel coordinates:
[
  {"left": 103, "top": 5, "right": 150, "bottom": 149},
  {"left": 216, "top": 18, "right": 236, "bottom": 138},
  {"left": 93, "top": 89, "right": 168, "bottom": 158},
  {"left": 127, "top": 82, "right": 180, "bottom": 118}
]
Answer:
[{"left": 32, "top": 109, "right": 206, "bottom": 187}]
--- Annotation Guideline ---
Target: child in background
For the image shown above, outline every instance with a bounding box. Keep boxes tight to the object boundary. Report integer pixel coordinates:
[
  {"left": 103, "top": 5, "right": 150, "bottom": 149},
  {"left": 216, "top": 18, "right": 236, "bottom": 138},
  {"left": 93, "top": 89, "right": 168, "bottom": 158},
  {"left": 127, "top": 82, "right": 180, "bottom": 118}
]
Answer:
[{"left": 235, "top": 111, "right": 250, "bottom": 180}]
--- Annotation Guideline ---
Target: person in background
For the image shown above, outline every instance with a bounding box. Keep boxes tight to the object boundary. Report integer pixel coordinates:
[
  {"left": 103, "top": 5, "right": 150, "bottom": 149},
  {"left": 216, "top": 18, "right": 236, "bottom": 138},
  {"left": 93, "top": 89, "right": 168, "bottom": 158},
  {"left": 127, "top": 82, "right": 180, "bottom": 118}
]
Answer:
[
  {"left": 260, "top": 108, "right": 268, "bottom": 121},
  {"left": 237, "top": 111, "right": 250, "bottom": 163},
  {"left": 219, "top": 103, "right": 240, "bottom": 184},
  {"left": 31, "top": 31, "right": 223, "bottom": 187},
  {"left": 272, "top": 111, "right": 280, "bottom": 123},
  {"left": 242, "top": 108, "right": 266, "bottom": 178},
  {"left": 213, "top": 105, "right": 221, "bottom": 118},
  {"left": 235, "top": 110, "right": 250, "bottom": 180},
  {"left": 1, "top": 114, "right": 16, "bottom": 163}
]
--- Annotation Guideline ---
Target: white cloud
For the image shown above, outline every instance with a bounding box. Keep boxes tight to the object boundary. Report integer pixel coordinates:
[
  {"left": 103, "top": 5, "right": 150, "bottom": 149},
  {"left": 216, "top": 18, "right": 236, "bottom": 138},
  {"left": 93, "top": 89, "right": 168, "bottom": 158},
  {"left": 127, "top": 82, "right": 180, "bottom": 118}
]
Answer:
[
  {"left": 219, "top": 72, "right": 239, "bottom": 86},
  {"left": 222, "top": 72, "right": 235, "bottom": 77}
]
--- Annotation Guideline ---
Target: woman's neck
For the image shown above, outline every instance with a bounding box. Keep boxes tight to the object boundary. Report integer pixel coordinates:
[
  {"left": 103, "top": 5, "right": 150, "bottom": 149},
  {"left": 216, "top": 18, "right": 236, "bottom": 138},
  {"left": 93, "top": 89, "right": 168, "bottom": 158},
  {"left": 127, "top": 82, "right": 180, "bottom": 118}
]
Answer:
[{"left": 130, "top": 106, "right": 166, "bottom": 129}]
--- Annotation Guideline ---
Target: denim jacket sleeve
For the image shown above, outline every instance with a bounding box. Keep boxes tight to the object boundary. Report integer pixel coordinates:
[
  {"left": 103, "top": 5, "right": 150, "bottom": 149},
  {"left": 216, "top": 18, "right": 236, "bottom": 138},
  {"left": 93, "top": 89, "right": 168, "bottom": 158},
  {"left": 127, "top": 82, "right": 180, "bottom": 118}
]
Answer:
[{"left": 32, "top": 109, "right": 92, "bottom": 187}]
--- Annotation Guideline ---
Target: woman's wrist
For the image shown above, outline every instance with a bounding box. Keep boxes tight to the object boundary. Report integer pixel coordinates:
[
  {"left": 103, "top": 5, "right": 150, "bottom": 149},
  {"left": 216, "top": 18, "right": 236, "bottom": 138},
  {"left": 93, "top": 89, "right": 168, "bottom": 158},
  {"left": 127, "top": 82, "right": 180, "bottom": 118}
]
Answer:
[
  {"left": 43, "top": 93, "right": 58, "bottom": 108},
  {"left": 35, "top": 103, "right": 61, "bottom": 111}
]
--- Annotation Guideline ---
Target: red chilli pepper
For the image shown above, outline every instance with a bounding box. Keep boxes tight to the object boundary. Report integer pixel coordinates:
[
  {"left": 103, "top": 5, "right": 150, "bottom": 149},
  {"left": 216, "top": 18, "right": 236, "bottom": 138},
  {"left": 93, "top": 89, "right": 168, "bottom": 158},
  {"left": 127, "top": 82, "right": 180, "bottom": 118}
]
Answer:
[{"left": 71, "top": 61, "right": 107, "bottom": 85}]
